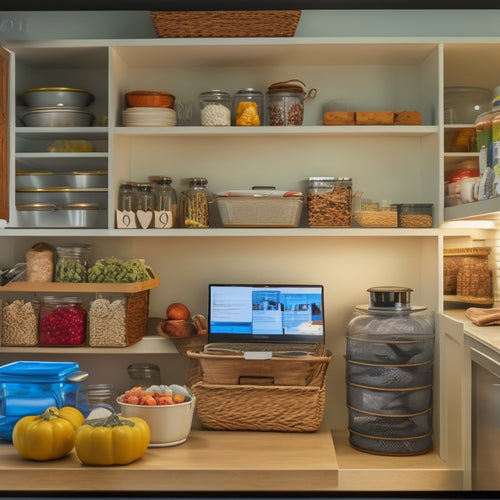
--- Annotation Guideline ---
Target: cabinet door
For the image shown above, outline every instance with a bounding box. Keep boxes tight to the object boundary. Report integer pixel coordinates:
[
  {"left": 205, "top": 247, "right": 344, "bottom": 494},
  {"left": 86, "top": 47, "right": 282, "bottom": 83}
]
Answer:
[{"left": 0, "top": 46, "right": 8, "bottom": 221}]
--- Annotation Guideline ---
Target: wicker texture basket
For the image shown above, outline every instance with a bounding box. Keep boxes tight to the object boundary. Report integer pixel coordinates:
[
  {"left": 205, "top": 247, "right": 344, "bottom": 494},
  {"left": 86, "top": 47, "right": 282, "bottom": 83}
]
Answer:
[
  {"left": 150, "top": 10, "right": 301, "bottom": 38},
  {"left": 443, "top": 247, "right": 492, "bottom": 299},
  {"left": 188, "top": 343, "right": 331, "bottom": 432},
  {"left": 217, "top": 196, "right": 303, "bottom": 227}
]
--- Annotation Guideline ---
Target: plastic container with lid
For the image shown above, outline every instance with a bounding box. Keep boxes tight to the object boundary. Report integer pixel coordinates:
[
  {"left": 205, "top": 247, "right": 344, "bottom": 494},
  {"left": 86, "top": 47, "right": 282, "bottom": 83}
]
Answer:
[
  {"left": 232, "top": 88, "right": 263, "bottom": 126},
  {"left": 38, "top": 296, "right": 87, "bottom": 346},
  {"left": 0, "top": 361, "right": 88, "bottom": 441},
  {"left": 307, "top": 176, "right": 352, "bottom": 227},
  {"left": 135, "top": 182, "right": 154, "bottom": 229},
  {"left": 55, "top": 243, "right": 90, "bottom": 283},
  {"left": 397, "top": 204, "right": 433, "bottom": 228},
  {"left": 150, "top": 176, "right": 177, "bottom": 228},
  {"left": 199, "top": 90, "right": 231, "bottom": 126},
  {"left": 179, "top": 177, "right": 212, "bottom": 228}
]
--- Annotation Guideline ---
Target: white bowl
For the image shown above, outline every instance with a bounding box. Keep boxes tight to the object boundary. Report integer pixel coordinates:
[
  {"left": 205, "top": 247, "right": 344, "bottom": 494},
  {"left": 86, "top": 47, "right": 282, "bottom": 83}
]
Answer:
[{"left": 116, "top": 392, "right": 196, "bottom": 447}]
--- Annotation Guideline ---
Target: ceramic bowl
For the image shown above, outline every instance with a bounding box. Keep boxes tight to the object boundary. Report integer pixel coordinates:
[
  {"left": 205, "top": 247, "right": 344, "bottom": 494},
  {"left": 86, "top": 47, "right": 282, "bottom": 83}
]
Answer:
[{"left": 22, "top": 87, "right": 94, "bottom": 108}]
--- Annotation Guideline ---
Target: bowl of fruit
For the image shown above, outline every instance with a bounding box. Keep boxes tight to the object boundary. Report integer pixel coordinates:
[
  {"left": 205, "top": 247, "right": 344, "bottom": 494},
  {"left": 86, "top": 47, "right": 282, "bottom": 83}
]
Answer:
[{"left": 116, "top": 384, "right": 196, "bottom": 447}]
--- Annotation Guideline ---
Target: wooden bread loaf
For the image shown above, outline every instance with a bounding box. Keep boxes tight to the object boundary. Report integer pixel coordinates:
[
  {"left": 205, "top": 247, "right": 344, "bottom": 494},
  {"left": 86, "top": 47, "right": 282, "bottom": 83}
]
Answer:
[
  {"left": 323, "top": 111, "right": 355, "bottom": 125},
  {"left": 394, "top": 110, "right": 421, "bottom": 125},
  {"left": 355, "top": 111, "right": 395, "bottom": 125}
]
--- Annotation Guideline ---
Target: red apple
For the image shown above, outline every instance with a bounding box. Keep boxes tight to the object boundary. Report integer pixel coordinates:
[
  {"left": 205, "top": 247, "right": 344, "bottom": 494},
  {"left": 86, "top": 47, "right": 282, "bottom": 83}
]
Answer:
[{"left": 166, "top": 302, "right": 191, "bottom": 321}]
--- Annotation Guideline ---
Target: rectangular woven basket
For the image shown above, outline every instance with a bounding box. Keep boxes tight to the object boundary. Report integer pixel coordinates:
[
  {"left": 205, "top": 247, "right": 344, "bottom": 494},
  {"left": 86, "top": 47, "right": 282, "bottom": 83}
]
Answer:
[
  {"left": 217, "top": 196, "right": 303, "bottom": 227},
  {"left": 150, "top": 10, "right": 301, "bottom": 38},
  {"left": 188, "top": 343, "right": 331, "bottom": 432}
]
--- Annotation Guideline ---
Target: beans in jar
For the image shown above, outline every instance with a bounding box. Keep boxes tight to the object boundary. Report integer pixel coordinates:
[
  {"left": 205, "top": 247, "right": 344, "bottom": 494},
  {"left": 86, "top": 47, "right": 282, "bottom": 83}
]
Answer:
[{"left": 38, "top": 296, "right": 87, "bottom": 346}]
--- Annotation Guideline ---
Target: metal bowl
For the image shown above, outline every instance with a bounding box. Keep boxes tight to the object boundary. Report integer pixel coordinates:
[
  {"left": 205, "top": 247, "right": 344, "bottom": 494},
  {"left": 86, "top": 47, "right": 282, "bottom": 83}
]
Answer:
[
  {"left": 22, "top": 87, "right": 94, "bottom": 108},
  {"left": 21, "top": 107, "right": 95, "bottom": 127}
]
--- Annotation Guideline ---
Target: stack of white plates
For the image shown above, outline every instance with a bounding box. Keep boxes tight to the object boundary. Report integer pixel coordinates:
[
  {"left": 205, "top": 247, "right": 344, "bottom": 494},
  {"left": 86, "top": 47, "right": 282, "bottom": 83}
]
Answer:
[{"left": 122, "top": 107, "right": 177, "bottom": 126}]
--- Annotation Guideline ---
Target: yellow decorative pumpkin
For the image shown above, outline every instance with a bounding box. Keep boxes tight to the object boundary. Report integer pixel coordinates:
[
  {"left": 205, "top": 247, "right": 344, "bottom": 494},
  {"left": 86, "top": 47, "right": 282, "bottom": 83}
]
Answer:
[
  {"left": 74, "top": 414, "right": 150, "bottom": 465},
  {"left": 12, "top": 406, "right": 85, "bottom": 461}
]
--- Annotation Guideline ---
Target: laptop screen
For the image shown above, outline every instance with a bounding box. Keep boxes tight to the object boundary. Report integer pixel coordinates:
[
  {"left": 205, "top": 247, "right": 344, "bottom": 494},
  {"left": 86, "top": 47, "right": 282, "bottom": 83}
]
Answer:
[{"left": 208, "top": 284, "right": 325, "bottom": 344}]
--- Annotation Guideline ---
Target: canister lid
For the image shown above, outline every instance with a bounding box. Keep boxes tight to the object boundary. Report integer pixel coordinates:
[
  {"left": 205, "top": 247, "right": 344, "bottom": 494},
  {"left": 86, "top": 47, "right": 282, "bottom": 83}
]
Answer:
[
  {"left": 0, "top": 361, "right": 83, "bottom": 381},
  {"left": 367, "top": 286, "right": 413, "bottom": 311}
]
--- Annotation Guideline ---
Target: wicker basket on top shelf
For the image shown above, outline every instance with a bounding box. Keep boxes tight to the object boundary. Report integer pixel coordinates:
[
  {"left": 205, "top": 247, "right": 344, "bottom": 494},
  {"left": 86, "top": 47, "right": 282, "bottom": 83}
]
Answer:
[{"left": 150, "top": 10, "right": 301, "bottom": 38}]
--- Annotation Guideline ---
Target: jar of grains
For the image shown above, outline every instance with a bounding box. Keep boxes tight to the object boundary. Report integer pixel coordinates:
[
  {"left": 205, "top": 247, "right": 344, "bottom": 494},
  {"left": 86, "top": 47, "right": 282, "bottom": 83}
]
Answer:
[
  {"left": 179, "top": 177, "right": 212, "bottom": 228},
  {"left": 307, "top": 176, "right": 353, "bottom": 227},
  {"left": 88, "top": 294, "right": 127, "bottom": 347},
  {"left": 26, "top": 242, "right": 55, "bottom": 282},
  {"left": 1, "top": 299, "right": 39, "bottom": 346},
  {"left": 266, "top": 80, "right": 315, "bottom": 126},
  {"left": 38, "top": 296, "right": 87, "bottom": 346},
  {"left": 55, "top": 243, "right": 90, "bottom": 283},
  {"left": 199, "top": 90, "right": 231, "bottom": 126}
]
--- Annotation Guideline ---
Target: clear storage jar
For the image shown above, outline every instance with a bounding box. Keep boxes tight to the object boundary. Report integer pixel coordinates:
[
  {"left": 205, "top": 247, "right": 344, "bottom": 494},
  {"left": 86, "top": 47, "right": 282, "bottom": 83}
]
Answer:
[
  {"left": 55, "top": 243, "right": 90, "bottom": 283},
  {"left": 150, "top": 176, "right": 177, "bottom": 228},
  {"left": 179, "top": 177, "right": 212, "bottom": 228},
  {"left": 38, "top": 296, "right": 87, "bottom": 346},
  {"left": 397, "top": 204, "right": 433, "bottom": 228},
  {"left": 26, "top": 242, "right": 55, "bottom": 282},
  {"left": 307, "top": 176, "right": 352, "bottom": 227},
  {"left": 266, "top": 81, "right": 305, "bottom": 126},
  {"left": 232, "top": 88, "right": 263, "bottom": 126},
  {"left": 199, "top": 90, "right": 231, "bottom": 126},
  {"left": 135, "top": 182, "right": 154, "bottom": 229},
  {"left": 116, "top": 182, "right": 137, "bottom": 229}
]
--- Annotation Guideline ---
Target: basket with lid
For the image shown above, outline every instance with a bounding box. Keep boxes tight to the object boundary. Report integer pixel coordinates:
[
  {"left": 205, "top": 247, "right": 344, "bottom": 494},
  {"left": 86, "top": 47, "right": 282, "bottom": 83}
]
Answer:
[{"left": 0, "top": 361, "right": 88, "bottom": 441}]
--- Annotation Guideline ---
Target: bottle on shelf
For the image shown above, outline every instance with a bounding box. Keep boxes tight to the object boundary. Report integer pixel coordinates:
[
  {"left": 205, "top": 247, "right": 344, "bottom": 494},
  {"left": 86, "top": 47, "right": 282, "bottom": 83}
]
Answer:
[
  {"left": 150, "top": 176, "right": 178, "bottom": 229},
  {"left": 135, "top": 182, "right": 154, "bottom": 229}
]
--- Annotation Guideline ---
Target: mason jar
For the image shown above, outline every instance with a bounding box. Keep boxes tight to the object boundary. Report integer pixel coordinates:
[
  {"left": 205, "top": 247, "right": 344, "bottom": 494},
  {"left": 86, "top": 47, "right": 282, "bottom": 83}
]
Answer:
[
  {"left": 116, "top": 182, "right": 137, "bottom": 229},
  {"left": 55, "top": 243, "right": 90, "bottom": 283},
  {"left": 179, "top": 177, "right": 212, "bottom": 228},
  {"left": 150, "top": 176, "right": 177, "bottom": 228},
  {"left": 135, "top": 182, "right": 154, "bottom": 229}
]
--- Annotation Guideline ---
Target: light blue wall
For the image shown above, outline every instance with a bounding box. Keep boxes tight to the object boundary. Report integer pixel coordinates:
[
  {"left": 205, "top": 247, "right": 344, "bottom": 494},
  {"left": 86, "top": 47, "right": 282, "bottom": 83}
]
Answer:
[{"left": 1, "top": 9, "right": 500, "bottom": 41}]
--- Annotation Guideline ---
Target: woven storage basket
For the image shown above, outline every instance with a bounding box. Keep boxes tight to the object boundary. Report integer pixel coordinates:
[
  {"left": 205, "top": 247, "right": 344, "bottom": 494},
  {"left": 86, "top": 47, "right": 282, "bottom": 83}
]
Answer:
[
  {"left": 170, "top": 333, "right": 208, "bottom": 355},
  {"left": 443, "top": 247, "right": 491, "bottom": 298},
  {"left": 150, "top": 10, "right": 301, "bottom": 38},
  {"left": 354, "top": 210, "right": 398, "bottom": 228},
  {"left": 217, "top": 196, "right": 303, "bottom": 227},
  {"left": 188, "top": 343, "right": 330, "bottom": 386},
  {"left": 189, "top": 344, "right": 331, "bottom": 432}
]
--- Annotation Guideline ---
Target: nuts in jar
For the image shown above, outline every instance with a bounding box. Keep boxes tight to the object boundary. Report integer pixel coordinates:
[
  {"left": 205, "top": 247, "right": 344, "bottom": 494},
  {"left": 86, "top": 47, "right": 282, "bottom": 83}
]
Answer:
[
  {"left": 266, "top": 80, "right": 315, "bottom": 126},
  {"left": 307, "top": 177, "right": 353, "bottom": 227}
]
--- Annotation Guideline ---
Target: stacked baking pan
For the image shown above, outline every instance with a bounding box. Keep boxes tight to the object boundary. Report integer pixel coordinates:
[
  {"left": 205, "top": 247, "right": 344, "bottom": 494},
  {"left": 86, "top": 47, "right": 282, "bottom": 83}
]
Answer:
[
  {"left": 346, "top": 287, "right": 435, "bottom": 456},
  {"left": 20, "top": 87, "right": 95, "bottom": 127}
]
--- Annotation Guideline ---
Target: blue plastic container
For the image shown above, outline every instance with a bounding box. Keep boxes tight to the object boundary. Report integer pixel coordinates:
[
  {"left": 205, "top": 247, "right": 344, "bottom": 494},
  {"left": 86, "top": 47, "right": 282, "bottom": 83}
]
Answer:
[{"left": 0, "top": 361, "right": 88, "bottom": 441}]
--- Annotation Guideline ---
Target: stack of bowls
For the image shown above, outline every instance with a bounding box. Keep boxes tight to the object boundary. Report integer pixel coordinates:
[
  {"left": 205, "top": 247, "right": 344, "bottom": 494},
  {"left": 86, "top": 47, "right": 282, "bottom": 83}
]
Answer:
[
  {"left": 122, "top": 90, "right": 176, "bottom": 126},
  {"left": 20, "top": 87, "right": 95, "bottom": 127}
]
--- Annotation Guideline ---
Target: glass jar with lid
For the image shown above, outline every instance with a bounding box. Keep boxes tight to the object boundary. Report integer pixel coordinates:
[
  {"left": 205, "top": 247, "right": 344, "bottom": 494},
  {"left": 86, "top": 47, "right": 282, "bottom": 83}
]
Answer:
[
  {"left": 232, "top": 88, "right": 263, "bottom": 126},
  {"left": 199, "top": 90, "right": 231, "bottom": 126},
  {"left": 179, "top": 177, "right": 212, "bottom": 228},
  {"left": 135, "top": 182, "right": 154, "bottom": 229},
  {"left": 307, "top": 176, "right": 352, "bottom": 227},
  {"left": 116, "top": 182, "right": 137, "bottom": 229},
  {"left": 38, "top": 296, "right": 87, "bottom": 346},
  {"left": 55, "top": 243, "right": 90, "bottom": 283},
  {"left": 150, "top": 176, "right": 177, "bottom": 228},
  {"left": 266, "top": 80, "right": 315, "bottom": 126}
]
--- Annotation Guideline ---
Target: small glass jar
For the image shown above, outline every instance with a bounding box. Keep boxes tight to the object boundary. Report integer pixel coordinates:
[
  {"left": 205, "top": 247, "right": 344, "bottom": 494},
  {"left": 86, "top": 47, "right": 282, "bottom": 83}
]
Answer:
[
  {"left": 397, "top": 204, "right": 433, "bottom": 228},
  {"left": 135, "top": 182, "right": 154, "bottom": 229},
  {"left": 116, "top": 182, "right": 137, "bottom": 229},
  {"left": 38, "top": 296, "right": 87, "bottom": 346},
  {"left": 127, "top": 363, "right": 161, "bottom": 388},
  {"left": 199, "top": 90, "right": 231, "bottom": 126},
  {"left": 179, "top": 177, "right": 212, "bottom": 228},
  {"left": 150, "top": 176, "right": 177, "bottom": 228},
  {"left": 266, "top": 81, "right": 305, "bottom": 126},
  {"left": 232, "top": 88, "right": 263, "bottom": 126},
  {"left": 86, "top": 384, "right": 117, "bottom": 412},
  {"left": 55, "top": 243, "right": 90, "bottom": 283},
  {"left": 307, "top": 176, "right": 352, "bottom": 227}
]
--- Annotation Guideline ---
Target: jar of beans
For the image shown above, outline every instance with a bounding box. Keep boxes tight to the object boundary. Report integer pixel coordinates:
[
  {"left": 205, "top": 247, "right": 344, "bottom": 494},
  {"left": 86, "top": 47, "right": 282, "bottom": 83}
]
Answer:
[
  {"left": 266, "top": 80, "right": 315, "bottom": 126},
  {"left": 307, "top": 176, "right": 353, "bottom": 227},
  {"left": 38, "top": 296, "right": 87, "bottom": 346},
  {"left": 199, "top": 90, "right": 231, "bottom": 126}
]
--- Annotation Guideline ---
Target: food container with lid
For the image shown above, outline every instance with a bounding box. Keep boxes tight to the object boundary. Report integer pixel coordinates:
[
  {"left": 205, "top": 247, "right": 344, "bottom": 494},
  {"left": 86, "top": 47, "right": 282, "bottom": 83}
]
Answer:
[
  {"left": 55, "top": 243, "right": 91, "bottom": 283},
  {"left": 179, "top": 177, "right": 212, "bottom": 228},
  {"left": 397, "top": 204, "right": 433, "bottom": 228},
  {"left": 307, "top": 177, "right": 352, "bottom": 227},
  {"left": 199, "top": 90, "right": 231, "bottom": 126},
  {"left": 0, "top": 360, "right": 88, "bottom": 441},
  {"left": 38, "top": 296, "right": 87, "bottom": 346},
  {"left": 21, "top": 87, "right": 94, "bottom": 108},
  {"left": 266, "top": 79, "right": 316, "bottom": 126},
  {"left": 232, "top": 88, "right": 263, "bottom": 126}
]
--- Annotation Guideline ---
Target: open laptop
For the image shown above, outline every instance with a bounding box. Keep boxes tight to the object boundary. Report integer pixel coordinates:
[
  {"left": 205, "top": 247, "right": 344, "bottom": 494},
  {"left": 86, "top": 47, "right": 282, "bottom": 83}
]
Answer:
[{"left": 207, "top": 284, "right": 325, "bottom": 358}]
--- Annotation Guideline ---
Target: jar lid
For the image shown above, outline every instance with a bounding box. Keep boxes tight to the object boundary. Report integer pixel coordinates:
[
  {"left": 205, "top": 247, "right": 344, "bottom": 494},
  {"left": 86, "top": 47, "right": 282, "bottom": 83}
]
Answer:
[
  {"left": 189, "top": 177, "right": 208, "bottom": 186},
  {"left": 235, "top": 88, "right": 263, "bottom": 96},
  {"left": 367, "top": 286, "right": 413, "bottom": 311},
  {"left": 199, "top": 90, "right": 230, "bottom": 98},
  {"left": 267, "top": 79, "right": 305, "bottom": 94},
  {"left": 136, "top": 182, "right": 152, "bottom": 191}
]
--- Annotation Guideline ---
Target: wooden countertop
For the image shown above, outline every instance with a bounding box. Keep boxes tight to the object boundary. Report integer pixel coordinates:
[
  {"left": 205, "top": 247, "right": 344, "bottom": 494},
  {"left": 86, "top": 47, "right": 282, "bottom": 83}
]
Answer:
[{"left": 0, "top": 429, "right": 462, "bottom": 493}]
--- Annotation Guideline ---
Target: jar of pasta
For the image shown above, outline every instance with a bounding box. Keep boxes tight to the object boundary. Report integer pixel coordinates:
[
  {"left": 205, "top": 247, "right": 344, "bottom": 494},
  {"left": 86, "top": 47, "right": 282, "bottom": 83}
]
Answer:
[
  {"left": 232, "top": 88, "right": 263, "bottom": 126},
  {"left": 179, "top": 177, "right": 212, "bottom": 228}
]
